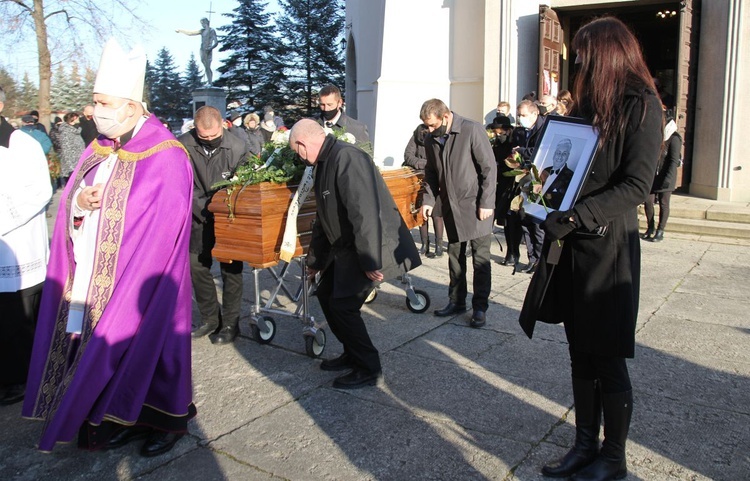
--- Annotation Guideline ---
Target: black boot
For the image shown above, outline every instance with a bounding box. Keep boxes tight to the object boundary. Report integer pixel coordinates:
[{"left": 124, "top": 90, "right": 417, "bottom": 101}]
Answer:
[
  {"left": 542, "top": 378, "right": 601, "bottom": 478},
  {"left": 571, "top": 390, "right": 632, "bottom": 481},
  {"left": 432, "top": 242, "right": 443, "bottom": 258},
  {"left": 419, "top": 239, "right": 430, "bottom": 256},
  {"left": 650, "top": 229, "right": 664, "bottom": 242},
  {"left": 212, "top": 318, "right": 239, "bottom": 345},
  {"left": 191, "top": 321, "right": 219, "bottom": 338},
  {"left": 641, "top": 221, "right": 654, "bottom": 240}
]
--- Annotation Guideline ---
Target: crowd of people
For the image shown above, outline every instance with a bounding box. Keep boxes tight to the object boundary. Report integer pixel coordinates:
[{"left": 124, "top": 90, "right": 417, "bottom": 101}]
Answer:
[{"left": 0, "top": 15, "right": 675, "bottom": 481}]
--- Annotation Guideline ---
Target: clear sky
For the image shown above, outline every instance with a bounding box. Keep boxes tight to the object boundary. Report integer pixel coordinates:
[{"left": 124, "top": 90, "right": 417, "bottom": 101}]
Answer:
[{"left": 1, "top": 0, "right": 280, "bottom": 84}]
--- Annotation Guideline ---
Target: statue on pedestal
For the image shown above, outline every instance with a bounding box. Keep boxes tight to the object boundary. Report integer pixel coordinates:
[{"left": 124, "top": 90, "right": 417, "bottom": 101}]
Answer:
[{"left": 176, "top": 17, "right": 219, "bottom": 85}]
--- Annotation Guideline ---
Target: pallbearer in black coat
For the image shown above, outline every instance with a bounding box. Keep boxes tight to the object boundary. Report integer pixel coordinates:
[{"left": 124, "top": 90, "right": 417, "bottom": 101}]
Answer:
[{"left": 289, "top": 119, "right": 421, "bottom": 389}]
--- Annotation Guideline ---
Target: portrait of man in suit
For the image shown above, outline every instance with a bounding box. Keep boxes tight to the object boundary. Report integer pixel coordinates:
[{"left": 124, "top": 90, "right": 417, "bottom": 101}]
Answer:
[{"left": 540, "top": 138, "right": 575, "bottom": 210}]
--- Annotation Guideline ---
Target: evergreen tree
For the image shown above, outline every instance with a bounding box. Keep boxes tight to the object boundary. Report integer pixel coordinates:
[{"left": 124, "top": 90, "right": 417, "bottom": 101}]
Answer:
[
  {"left": 184, "top": 53, "right": 204, "bottom": 95},
  {"left": 19, "top": 72, "right": 39, "bottom": 112},
  {"left": 275, "top": 0, "right": 345, "bottom": 118},
  {"left": 50, "top": 64, "right": 68, "bottom": 111},
  {"left": 149, "top": 47, "right": 188, "bottom": 121},
  {"left": 144, "top": 60, "right": 157, "bottom": 110},
  {"left": 75, "top": 66, "right": 96, "bottom": 110},
  {"left": 0, "top": 67, "right": 21, "bottom": 116},
  {"left": 216, "top": 0, "right": 287, "bottom": 112},
  {"left": 65, "top": 62, "right": 83, "bottom": 111}
]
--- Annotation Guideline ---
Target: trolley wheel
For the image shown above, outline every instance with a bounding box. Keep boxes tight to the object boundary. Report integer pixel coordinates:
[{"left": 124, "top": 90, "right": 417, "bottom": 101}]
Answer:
[
  {"left": 305, "top": 330, "right": 326, "bottom": 358},
  {"left": 406, "top": 289, "right": 431, "bottom": 314},
  {"left": 364, "top": 289, "right": 378, "bottom": 304},
  {"left": 251, "top": 316, "right": 276, "bottom": 344}
]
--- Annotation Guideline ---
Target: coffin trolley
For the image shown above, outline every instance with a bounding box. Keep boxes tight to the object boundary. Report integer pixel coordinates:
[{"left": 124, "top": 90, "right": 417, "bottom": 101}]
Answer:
[{"left": 208, "top": 168, "right": 430, "bottom": 358}]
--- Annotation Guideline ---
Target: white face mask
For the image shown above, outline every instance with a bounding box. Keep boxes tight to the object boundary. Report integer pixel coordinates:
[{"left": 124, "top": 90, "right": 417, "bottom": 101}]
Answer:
[
  {"left": 93, "top": 102, "right": 129, "bottom": 138},
  {"left": 519, "top": 116, "right": 534, "bottom": 129}
]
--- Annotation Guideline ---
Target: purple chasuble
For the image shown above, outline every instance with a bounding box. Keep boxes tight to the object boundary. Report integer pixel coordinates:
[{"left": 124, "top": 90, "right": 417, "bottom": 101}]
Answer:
[{"left": 22, "top": 115, "right": 195, "bottom": 451}]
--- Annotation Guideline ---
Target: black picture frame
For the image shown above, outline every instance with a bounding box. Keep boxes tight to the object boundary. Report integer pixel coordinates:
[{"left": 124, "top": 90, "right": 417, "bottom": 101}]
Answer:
[{"left": 522, "top": 116, "right": 599, "bottom": 221}]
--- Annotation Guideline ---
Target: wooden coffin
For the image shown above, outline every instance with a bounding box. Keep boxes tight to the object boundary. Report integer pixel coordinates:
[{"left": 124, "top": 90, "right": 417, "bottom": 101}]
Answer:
[{"left": 209, "top": 168, "right": 424, "bottom": 268}]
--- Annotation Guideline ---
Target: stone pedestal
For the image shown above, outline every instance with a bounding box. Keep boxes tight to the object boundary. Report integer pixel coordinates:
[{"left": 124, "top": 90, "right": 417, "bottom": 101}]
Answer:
[{"left": 192, "top": 87, "right": 227, "bottom": 119}]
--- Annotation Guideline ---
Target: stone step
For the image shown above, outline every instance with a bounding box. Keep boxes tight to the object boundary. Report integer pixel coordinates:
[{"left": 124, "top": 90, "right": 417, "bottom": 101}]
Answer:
[{"left": 639, "top": 215, "right": 750, "bottom": 239}]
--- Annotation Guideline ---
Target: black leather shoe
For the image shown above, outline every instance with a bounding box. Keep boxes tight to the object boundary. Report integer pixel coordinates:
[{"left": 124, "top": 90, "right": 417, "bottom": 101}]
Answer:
[
  {"left": 499, "top": 256, "right": 517, "bottom": 266},
  {"left": 191, "top": 322, "right": 219, "bottom": 338},
  {"left": 470, "top": 310, "right": 486, "bottom": 328},
  {"left": 521, "top": 262, "right": 538, "bottom": 274},
  {"left": 434, "top": 301, "right": 467, "bottom": 317},
  {"left": 212, "top": 325, "right": 239, "bottom": 345},
  {"left": 433, "top": 245, "right": 444, "bottom": 257},
  {"left": 0, "top": 384, "right": 25, "bottom": 406},
  {"left": 332, "top": 368, "right": 382, "bottom": 389},
  {"left": 105, "top": 426, "right": 153, "bottom": 450},
  {"left": 320, "top": 353, "right": 355, "bottom": 371},
  {"left": 140, "top": 431, "right": 184, "bottom": 457}
]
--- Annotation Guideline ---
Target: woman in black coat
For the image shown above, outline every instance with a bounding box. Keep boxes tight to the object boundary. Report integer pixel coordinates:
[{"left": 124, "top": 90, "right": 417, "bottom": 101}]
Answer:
[
  {"left": 642, "top": 117, "right": 681, "bottom": 242},
  {"left": 520, "top": 17, "right": 663, "bottom": 481},
  {"left": 404, "top": 123, "right": 445, "bottom": 257}
]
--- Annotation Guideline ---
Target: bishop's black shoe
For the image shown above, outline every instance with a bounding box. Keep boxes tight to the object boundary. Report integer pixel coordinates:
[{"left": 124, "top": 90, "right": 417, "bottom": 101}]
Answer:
[
  {"left": 104, "top": 426, "right": 153, "bottom": 450},
  {"left": 434, "top": 301, "right": 467, "bottom": 317},
  {"left": 140, "top": 430, "right": 184, "bottom": 458}
]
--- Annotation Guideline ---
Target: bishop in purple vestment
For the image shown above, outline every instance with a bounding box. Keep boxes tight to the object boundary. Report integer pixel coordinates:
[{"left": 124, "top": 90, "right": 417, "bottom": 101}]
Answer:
[{"left": 22, "top": 38, "right": 196, "bottom": 457}]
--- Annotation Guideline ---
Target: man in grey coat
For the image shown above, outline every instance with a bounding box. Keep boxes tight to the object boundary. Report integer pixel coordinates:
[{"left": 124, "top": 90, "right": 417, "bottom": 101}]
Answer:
[{"left": 419, "top": 99, "right": 496, "bottom": 328}]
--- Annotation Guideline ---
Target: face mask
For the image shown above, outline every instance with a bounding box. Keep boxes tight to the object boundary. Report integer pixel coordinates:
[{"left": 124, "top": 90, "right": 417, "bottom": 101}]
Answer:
[
  {"left": 430, "top": 119, "right": 447, "bottom": 138},
  {"left": 93, "top": 102, "right": 129, "bottom": 138},
  {"left": 198, "top": 135, "right": 222, "bottom": 150},
  {"left": 321, "top": 108, "right": 338, "bottom": 121},
  {"left": 495, "top": 133, "right": 509, "bottom": 144},
  {"left": 519, "top": 116, "right": 534, "bottom": 129},
  {"left": 232, "top": 117, "right": 242, "bottom": 127},
  {"left": 538, "top": 104, "right": 551, "bottom": 115}
]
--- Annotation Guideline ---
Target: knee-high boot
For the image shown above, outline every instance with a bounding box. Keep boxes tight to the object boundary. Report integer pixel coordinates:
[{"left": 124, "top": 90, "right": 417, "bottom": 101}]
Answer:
[
  {"left": 571, "top": 390, "right": 632, "bottom": 481},
  {"left": 542, "top": 378, "right": 601, "bottom": 478}
]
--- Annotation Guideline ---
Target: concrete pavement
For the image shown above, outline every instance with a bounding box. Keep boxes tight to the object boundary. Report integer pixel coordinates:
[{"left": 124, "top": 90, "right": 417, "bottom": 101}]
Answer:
[{"left": 1, "top": 190, "right": 748, "bottom": 480}]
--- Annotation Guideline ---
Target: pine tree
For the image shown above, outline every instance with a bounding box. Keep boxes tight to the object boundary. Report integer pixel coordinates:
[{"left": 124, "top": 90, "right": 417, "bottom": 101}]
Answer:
[
  {"left": 75, "top": 67, "right": 96, "bottom": 110},
  {"left": 149, "top": 47, "right": 188, "bottom": 121},
  {"left": 184, "top": 53, "right": 204, "bottom": 95},
  {"left": 19, "top": 72, "right": 39, "bottom": 112},
  {"left": 216, "top": 0, "right": 287, "bottom": 112},
  {"left": 275, "top": 0, "right": 345, "bottom": 119},
  {"left": 50, "top": 64, "right": 68, "bottom": 111},
  {"left": 0, "top": 67, "right": 21, "bottom": 116}
]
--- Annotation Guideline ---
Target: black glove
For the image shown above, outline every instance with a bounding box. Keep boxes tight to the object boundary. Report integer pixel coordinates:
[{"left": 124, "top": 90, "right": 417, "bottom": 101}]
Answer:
[{"left": 541, "top": 210, "right": 577, "bottom": 241}]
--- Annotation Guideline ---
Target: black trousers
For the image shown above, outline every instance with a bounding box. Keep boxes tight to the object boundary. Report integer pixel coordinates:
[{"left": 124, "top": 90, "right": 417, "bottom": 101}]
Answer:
[
  {"left": 503, "top": 211, "right": 523, "bottom": 260},
  {"left": 644, "top": 191, "right": 672, "bottom": 230},
  {"left": 0, "top": 282, "right": 43, "bottom": 385},
  {"left": 447, "top": 234, "right": 492, "bottom": 311},
  {"left": 315, "top": 265, "right": 381, "bottom": 373},
  {"left": 569, "top": 349, "right": 632, "bottom": 394},
  {"left": 522, "top": 219, "right": 544, "bottom": 264},
  {"left": 189, "top": 252, "right": 243, "bottom": 327}
]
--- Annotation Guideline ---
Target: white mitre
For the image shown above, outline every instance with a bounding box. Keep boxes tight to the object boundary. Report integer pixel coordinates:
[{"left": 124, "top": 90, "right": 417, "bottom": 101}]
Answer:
[{"left": 93, "top": 38, "right": 146, "bottom": 102}]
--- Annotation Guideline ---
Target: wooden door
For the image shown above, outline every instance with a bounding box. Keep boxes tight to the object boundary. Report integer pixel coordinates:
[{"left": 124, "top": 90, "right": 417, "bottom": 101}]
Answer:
[
  {"left": 538, "top": 6, "right": 563, "bottom": 99},
  {"left": 674, "top": 0, "right": 700, "bottom": 190}
]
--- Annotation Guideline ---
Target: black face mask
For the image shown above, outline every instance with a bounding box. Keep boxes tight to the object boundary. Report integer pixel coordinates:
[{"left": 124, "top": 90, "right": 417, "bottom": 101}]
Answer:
[
  {"left": 198, "top": 135, "right": 222, "bottom": 150},
  {"left": 430, "top": 121, "right": 447, "bottom": 138},
  {"left": 538, "top": 104, "right": 552, "bottom": 115},
  {"left": 495, "top": 133, "right": 509, "bottom": 144},
  {"left": 321, "top": 108, "right": 338, "bottom": 121}
]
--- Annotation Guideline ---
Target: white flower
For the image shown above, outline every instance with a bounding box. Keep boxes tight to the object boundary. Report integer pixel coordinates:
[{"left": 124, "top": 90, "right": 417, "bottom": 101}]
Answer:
[
  {"left": 323, "top": 126, "right": 334, "bottom": 136},
  {"left": 271, "top": 129, "right": 290, "bottom": 146},
  {"left": 341, "top": 132, "right": 356, "bottom": 144}
]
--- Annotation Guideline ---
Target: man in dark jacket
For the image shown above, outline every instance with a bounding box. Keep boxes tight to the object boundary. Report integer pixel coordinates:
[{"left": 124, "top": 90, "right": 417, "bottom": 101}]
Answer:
[
  {"left": 178, "top": 106, "right": 248, "bottom": 345},
  {"left": 79, "top": 105, "right": 99, "bottom": 146},
  {"left": 290, "top": 119, "right": 421, "bottom": 389},
  {"left": 419, "top": 99, "right": 496, "bottom": 328},
  {"left": 317, "top": 84, "right": 370, "bottom": 148},
  {"left": 512, "top": 100, "right": 546, "bottom": 274}
]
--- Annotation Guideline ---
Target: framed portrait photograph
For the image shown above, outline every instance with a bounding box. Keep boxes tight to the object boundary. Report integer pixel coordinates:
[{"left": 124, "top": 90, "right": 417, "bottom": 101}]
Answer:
[{"left": 522, "top": 116, "right": 599, "bottom": 221}]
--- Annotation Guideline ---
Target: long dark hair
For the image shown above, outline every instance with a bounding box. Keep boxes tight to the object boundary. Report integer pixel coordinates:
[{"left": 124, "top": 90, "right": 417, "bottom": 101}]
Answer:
[{"left": 571, "top": 16, "right": 657, "bottom": 145}]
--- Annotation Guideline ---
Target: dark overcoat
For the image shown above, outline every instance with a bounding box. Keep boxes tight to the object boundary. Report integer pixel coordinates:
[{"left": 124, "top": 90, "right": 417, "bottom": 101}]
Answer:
[
  {"left": 317, "top": 112, "right": 371, "bottom": 146},
  {"left": 652, "top": 132, "right": 681, "bottom": 193},
  {"left": 178, "top": 129, "right": 248, "bottom": 254},
  {"left": 520, "top": 88, "right": 663, "bottom": 358},
  {"left": 308, "top": 135, "right": 421, "bottom": 299},
  {"left": 423, "top": 113, "right": 497, "bottom": 243}
]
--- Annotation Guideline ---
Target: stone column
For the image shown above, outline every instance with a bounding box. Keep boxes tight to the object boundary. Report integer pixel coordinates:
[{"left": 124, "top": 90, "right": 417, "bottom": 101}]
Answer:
[{"left": 192, "top": 87, "right": 227, "bottom": 119}]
